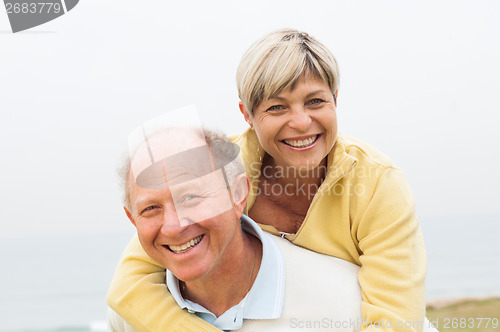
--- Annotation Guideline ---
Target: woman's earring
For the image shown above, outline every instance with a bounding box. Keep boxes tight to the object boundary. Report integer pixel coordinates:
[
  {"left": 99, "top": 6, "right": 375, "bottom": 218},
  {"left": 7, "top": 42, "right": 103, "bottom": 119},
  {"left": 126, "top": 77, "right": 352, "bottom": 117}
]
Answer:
[{"left": 257, "top": 145, "right": 262, "bottom": 162}]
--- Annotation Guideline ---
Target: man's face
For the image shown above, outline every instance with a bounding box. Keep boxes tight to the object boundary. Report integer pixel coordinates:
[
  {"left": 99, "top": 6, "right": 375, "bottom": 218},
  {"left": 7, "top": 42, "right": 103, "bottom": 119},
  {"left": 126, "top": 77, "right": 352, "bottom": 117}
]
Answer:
[
  {"left": 127, "top": 175, "right": 241, "bottom": 282},
  {"left": 126, "top": 129, "right": 244, "bottom": 282}
]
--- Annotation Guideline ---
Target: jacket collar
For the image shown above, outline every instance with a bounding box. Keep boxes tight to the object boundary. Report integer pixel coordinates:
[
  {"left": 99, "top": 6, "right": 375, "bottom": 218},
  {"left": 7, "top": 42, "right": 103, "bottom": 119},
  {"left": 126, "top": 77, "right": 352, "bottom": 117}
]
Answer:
[{"left": 233, "top": 128, "right": 358, "bottom": 213}]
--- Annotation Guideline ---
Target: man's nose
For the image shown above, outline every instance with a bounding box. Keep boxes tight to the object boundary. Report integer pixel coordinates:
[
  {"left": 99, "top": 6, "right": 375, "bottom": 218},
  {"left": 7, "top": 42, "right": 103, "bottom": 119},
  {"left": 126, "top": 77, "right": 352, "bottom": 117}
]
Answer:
[
  {"left": 288, "top": 107, "right": 312, "bottom": 131},
  {"left": 159, "top": 203, "right": 184, "bottom": 233}
]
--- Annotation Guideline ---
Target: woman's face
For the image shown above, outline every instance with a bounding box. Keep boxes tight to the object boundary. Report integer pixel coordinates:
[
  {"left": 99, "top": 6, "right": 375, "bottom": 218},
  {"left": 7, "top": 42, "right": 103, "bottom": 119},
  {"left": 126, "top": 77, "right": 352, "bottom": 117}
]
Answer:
[{"left": 242, "top": 75, "right": 337, "bottom": 171}]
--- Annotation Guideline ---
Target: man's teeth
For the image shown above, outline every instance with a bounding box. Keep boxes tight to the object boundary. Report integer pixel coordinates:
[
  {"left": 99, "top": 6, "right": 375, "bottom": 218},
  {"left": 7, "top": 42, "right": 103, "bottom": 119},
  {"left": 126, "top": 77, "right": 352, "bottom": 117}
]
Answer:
[
  {"left": 283, "top": 135, "right": 318, "bottom": 148},
  {"left": 168, "top": 235, "right": 203, "bottom": 254}
]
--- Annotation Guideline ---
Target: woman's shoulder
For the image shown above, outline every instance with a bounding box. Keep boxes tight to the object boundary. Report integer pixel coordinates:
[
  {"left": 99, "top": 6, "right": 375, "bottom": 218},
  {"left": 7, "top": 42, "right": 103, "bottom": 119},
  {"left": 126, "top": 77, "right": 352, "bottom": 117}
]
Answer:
[
  {"left": 337, "top": 133, "right": 399, "bottom": 170},
  {"left": 229, "top": 128, "right": 253, "bottom": 145},
  {"left": 229, "top": 132, "right": 243, "bottom": 143}
]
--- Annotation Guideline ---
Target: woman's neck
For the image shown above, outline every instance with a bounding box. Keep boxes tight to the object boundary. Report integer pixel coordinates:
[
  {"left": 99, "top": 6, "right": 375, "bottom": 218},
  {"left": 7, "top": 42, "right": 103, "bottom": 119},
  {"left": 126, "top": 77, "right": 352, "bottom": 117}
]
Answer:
[
  {"left": 181, "top": 232, "right": 262, "bottom": 317},
  {"left": 262, "top": 154, "right": 327, "bottom": 191}
]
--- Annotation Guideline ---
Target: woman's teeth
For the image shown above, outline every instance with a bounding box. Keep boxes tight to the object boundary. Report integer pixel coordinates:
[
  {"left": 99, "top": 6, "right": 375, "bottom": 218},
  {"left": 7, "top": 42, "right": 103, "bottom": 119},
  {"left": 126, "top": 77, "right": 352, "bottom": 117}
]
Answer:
[
  {"left": 283, "top": 135, "right": 318, "bottom": 148},
  {"left": 168, "top": 235, "right": 203, "bottom": 254}
]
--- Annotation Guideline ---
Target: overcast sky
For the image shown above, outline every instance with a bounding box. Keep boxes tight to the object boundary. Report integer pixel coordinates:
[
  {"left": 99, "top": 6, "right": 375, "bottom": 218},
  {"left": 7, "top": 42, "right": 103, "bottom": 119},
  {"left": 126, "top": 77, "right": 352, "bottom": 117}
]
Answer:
[{"left": 1, "top": 0, "right": 499, "bottom": 238}]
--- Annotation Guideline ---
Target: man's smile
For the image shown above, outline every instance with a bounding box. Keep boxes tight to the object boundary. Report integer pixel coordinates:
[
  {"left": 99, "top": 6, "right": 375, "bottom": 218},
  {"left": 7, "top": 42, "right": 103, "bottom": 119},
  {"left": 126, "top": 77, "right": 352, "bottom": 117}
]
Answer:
[{"left": 166, "top": 235, "right": 204, "bottom": 254}]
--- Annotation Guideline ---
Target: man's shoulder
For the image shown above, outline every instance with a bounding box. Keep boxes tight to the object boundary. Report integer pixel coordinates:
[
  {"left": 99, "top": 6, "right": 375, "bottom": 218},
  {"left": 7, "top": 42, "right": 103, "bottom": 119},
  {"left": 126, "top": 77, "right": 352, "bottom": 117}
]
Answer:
[
  {"left": 243, "top": 234, "right": 363, "bottom": 331},
  {"left": 241, "top": 214, "right": 360, "bottom": 276},
  {"left": 271, "top": 235, "right": 360, "bottom": 275}
]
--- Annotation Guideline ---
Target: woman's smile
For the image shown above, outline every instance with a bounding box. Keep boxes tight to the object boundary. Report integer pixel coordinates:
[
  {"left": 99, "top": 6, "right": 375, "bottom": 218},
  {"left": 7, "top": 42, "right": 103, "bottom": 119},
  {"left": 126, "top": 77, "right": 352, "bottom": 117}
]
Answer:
[{"left": 281, "top": 134, "right": 321, "bottom": 150}]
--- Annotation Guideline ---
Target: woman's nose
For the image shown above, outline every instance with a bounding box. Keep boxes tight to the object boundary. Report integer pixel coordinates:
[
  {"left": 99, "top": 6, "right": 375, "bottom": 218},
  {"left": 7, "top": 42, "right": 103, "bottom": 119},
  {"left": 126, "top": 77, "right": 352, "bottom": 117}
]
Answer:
[{"left": 288, "top": 107, "right": 312, "bottom": 131}]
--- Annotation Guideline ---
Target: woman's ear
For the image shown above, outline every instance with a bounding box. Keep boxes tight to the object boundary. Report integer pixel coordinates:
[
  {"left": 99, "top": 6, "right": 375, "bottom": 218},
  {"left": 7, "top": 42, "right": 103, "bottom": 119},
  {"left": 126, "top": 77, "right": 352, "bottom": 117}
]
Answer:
[
  {"left": 239, "top": 101, "right": 253, "bottom": 128},
  {"left": 334, "top": 90, "right": 339, "bottom": 107},
  {"left": 231, "top": 173, "right": 250, "bottom": 215}
]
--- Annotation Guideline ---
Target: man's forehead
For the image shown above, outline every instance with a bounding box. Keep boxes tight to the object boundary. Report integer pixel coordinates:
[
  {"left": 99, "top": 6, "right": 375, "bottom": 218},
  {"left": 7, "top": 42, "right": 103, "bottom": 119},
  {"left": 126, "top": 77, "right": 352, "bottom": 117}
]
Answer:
[
  {"left": 128, "top": 119, "right": 239, "bottom": 191},
  {"left": 130, "top": 127, "right": 207, "bottom": 184},
  {"left": 143, "top": 127, "right": 206, "bottom": 157},
  {"left": 133, "top": 145, "right": 216, "bottom": 190}
]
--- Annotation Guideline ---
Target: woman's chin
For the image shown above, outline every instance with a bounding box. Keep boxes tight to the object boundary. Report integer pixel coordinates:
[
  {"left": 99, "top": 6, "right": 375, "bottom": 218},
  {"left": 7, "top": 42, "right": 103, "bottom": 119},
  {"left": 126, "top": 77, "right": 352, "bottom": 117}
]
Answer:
[
  {"left": 274, "top": 142, "right": 328, "bottom": 172},
  {"left": 285, "top": 159, "right": 325, "bottom": 173}
]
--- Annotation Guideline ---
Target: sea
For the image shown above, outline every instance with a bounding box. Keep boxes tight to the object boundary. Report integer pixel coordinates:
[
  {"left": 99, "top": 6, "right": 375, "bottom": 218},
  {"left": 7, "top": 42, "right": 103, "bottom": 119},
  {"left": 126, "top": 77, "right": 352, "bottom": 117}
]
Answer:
[{"left": 0, "top": 215, "right": 499, "bottom": 331}]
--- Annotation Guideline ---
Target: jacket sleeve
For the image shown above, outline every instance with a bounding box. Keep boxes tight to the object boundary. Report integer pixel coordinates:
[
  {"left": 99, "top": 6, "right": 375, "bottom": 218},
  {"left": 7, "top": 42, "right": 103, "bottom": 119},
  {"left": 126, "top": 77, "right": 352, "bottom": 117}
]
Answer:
[
  {"left": 355, "top": 168, "right": 427, "bottom": 332},
  {"left": 108, "top": 307, "right": 138, "bottom": 332},
  {"left": 106, "top": 234, "right": 222, "bottom": 332}
]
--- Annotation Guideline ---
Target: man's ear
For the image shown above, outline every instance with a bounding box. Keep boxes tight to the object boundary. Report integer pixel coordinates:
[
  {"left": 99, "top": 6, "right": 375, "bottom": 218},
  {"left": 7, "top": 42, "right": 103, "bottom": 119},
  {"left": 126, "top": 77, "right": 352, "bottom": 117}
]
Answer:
[
  {"left": 238, "top": 101, "right": 253, "bottom": 128},
  {"left": 231, "top": 173, "right": 250, "bottom": 215},
  {"left": 124, "top": 207, "right": 137, "bottom": 227}
]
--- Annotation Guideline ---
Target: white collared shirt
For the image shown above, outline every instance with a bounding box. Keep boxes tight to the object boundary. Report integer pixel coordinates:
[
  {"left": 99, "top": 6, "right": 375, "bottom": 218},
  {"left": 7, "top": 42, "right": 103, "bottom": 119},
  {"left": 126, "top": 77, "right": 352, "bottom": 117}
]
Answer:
[{"left": 166, "top": 214, "right": 285, "bottom": 331}]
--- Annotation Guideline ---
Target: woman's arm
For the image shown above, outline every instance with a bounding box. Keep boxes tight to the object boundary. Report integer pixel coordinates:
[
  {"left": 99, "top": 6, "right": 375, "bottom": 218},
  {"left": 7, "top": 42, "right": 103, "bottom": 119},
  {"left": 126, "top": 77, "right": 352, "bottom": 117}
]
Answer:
[
  {"left": 356, "top": 168, "right": 426, "bottom": 331},
  {"left": 106, "top": 234, "right": 222, "bottom": 332}
]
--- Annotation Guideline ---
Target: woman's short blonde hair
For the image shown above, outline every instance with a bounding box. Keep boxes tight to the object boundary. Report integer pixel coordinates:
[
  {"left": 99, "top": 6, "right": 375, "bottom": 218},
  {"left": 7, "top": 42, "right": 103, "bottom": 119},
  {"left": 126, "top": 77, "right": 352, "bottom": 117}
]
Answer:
[{"left": 236, "top": 28, "right": 340, "bottom": 115}]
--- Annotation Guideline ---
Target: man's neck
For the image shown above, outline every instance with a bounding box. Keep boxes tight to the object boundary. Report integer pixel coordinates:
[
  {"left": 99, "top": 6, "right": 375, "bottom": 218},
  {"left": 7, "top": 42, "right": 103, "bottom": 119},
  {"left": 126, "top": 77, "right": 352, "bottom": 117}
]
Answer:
[{"left": 181, "top": 231, "right": 263, "bottom": 317}]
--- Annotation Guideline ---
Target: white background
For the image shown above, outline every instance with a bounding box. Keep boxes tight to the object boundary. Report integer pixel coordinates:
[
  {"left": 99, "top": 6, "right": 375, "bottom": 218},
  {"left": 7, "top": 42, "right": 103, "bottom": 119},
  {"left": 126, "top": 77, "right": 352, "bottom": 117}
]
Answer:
[
  {"left": 1, "top": 1, "right": 499, "bottom": 238},
  {"left": 0, "top": 4, "right": 499, "bottom": 329}
]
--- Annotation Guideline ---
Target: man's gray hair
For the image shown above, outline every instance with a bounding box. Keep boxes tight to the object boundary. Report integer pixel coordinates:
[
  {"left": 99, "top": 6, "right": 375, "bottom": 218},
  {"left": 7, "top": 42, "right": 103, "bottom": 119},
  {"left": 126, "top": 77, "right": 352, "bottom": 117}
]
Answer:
[{"left": 117, "top": 128, "right": 245, "bottom": 211}]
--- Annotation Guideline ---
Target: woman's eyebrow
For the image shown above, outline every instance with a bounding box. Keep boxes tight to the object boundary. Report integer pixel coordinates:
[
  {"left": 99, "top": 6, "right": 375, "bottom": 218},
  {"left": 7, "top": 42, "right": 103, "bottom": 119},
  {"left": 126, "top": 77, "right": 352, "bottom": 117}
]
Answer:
[
  {"left": 270, "top": 89, "right": 329, "bottom": 100},
  {"left": 267, "top": 95, "right": 286, "bottom": 101},
  {"left": 305, "top": 90, "right": 329, "bottom": 99}
]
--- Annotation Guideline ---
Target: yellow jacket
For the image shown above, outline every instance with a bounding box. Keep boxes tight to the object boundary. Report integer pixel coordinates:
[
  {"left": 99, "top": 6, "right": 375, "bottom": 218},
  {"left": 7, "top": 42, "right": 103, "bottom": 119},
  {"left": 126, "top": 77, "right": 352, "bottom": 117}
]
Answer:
[{"left": 107, "top": 129, "right": 426, "bottom": 332}]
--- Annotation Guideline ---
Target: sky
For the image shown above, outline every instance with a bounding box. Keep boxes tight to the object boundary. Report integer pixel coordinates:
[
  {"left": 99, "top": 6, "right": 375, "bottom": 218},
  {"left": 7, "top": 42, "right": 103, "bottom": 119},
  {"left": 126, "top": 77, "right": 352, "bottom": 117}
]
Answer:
[{"left": 1, "top": 0, "right": 499, "bottom": 238}]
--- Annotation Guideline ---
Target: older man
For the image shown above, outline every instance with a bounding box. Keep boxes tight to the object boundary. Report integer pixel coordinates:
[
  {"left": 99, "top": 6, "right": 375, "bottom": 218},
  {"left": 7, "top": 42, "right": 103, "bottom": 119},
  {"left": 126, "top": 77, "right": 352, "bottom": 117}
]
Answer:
[{"left": 109, "top": 127, "right": 368, "bottom": 331}]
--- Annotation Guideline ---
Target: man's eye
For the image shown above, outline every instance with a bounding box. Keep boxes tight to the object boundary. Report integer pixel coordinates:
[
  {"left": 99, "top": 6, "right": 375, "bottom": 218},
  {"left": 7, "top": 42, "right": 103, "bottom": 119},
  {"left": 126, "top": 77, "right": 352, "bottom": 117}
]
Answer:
[
  {"left": 184, "top": 193, "right": 208, "bottom": 202},
  {"left": 185, "top": 194, "right": 201, "bottom": 201},
  {"left": 177, "top": 193, "right": 208, "bottom": 207},
  {"left": 141, "top": 206, "right": 159, "bottom": 215}
]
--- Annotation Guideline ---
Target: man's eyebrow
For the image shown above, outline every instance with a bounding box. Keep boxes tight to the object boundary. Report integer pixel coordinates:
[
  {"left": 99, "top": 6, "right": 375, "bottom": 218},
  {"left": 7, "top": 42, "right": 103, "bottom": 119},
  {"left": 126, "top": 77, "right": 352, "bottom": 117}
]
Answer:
[
  {"left": 170, "top": 170, "right": 228, "bottom": 193},
  {"left": 134, "top": 196, "right": 158, "bottom": 209},
  {"left": 170, "top": 180, "right": 204, "bottom": 193},
  {"left": 166, "top": 168, "right": 206, "bottom": 186}
]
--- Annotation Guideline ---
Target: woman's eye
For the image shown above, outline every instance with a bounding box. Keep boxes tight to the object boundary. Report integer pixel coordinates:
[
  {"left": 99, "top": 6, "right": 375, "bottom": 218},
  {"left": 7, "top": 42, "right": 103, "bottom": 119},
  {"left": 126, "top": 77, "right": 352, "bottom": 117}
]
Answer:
[
  {"left": 308, "top": 98, "right": 324, "bottom": 105},
  {"left": 267, "top": 105, "right": 283, "bottom": 111}
]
